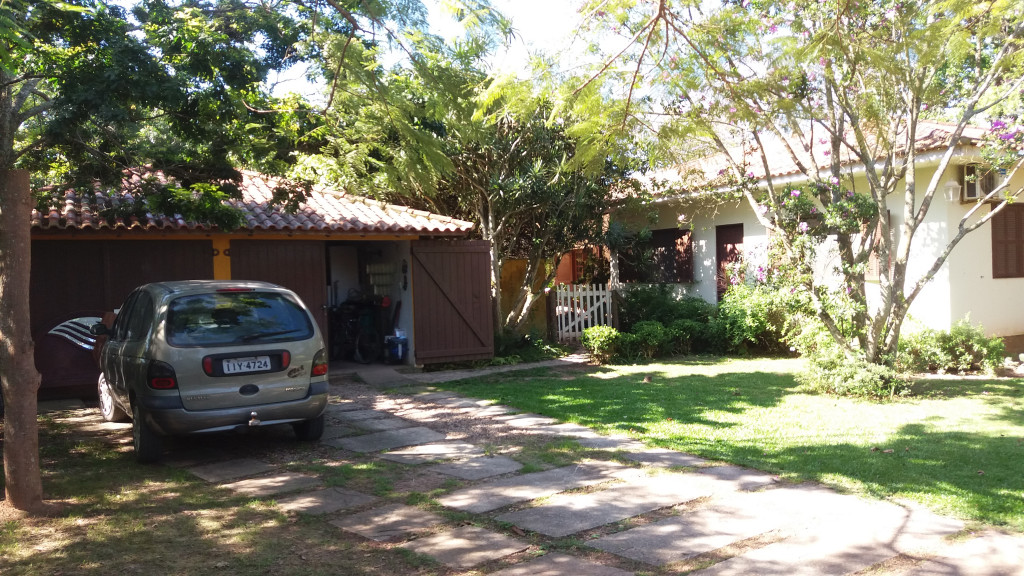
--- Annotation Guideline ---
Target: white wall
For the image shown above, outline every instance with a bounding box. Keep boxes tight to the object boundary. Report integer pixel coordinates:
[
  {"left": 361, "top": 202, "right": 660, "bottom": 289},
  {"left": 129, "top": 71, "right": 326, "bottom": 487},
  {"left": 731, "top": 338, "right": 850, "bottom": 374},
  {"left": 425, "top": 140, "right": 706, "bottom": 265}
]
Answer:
[
  {"left": 614, "top": 161, "right": 1024, "bottom": 340},
  {"left": 945, "top": 167, "right": 1024, "bottom": 337}
]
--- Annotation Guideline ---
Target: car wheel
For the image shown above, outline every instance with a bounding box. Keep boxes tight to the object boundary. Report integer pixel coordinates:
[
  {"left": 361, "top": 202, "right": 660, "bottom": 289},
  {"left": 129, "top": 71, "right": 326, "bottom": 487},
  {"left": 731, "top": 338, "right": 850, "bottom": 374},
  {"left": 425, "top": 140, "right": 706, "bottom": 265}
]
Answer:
[
  {"left": 131, "top": 403, "right": 163, "bottom": 463},
  {"left": 292, "top": 414, "right": 325, "bottom": 441},
  {"left": 97, "top": 374, "right": 129, "bottom": 423}
]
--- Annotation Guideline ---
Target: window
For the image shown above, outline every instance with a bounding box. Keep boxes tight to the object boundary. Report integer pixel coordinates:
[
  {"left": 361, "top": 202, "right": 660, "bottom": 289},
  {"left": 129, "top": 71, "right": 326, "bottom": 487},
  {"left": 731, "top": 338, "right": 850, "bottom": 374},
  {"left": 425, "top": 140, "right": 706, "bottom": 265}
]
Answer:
[
  {"left": 166, "top": 291, "right": 314, "bottom": 347},
  {"left": 960, "top": 164, "right": 998, "bottom": 202},
  {"left": 620, "top": 228, "right": 693, "bottom": 283},
  {"left": 992, "top": 204, "right": 1024, "bottom": 279}
]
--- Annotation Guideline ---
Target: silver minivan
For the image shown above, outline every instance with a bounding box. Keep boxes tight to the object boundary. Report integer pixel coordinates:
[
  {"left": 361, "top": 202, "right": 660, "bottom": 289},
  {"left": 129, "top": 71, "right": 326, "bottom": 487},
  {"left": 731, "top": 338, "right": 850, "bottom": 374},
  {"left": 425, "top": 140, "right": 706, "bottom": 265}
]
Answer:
[{"left": 91, "top": 280, "right": 329, "bottom": 462}]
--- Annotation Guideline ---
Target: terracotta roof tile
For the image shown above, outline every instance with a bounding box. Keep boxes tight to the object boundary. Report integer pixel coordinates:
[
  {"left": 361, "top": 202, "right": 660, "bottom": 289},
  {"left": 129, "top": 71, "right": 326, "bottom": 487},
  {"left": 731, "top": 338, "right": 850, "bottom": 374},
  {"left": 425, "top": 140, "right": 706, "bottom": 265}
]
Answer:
[
  {"left": 31, "top": 171, "right": 474, "bottom": 236},
  {"left": 666, "top": 120, "right": 987, "bottom": 187}
]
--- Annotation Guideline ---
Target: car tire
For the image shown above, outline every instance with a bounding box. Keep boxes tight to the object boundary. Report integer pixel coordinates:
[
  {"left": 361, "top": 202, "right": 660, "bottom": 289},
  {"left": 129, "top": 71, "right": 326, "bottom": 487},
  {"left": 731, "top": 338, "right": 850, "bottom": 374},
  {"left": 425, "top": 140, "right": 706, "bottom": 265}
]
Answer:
[
  {"left": 132, "top": 403, "right": 163, "bottom": 463},
  {"left": 97, "top": 374, "right": 129, "bottom": 423},
  {"left": 292, "top": 414, "right": 325, "bottom": 441}
]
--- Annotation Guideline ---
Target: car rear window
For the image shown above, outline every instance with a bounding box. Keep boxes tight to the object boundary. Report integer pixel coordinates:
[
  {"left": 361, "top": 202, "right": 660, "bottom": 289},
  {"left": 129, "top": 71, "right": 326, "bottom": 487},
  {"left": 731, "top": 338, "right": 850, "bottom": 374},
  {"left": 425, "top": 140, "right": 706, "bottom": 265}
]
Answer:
[{"left": 166, "top": 291, "right": 315, "bottom": 347}]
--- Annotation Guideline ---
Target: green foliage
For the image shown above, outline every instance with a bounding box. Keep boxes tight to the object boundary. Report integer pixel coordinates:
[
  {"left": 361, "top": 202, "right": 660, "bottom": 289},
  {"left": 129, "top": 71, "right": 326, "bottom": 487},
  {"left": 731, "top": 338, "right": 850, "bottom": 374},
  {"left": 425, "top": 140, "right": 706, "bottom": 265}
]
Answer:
[
  {"left": 797, "top": 343, "right": 909, "bottom": 399},
  {"left": 581, "top": 325, "right": 619, "bottom": 363},
  {"left": 717, "top": 282, "right": 805, "bottom": 355},
  {"left": 617, "top": 285, "right": 715, "bottom": 331},
  {"left": 897, "top": 320, "right": 1006, "bottom": 375}
]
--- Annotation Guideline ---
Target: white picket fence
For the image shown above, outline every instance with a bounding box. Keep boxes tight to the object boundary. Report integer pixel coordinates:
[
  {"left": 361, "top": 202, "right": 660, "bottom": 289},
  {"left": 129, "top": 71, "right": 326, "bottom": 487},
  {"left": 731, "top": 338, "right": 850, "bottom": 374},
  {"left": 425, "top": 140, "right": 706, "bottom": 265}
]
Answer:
[{"left": 554, "top": 284, "right": 612, "bottom": 343}]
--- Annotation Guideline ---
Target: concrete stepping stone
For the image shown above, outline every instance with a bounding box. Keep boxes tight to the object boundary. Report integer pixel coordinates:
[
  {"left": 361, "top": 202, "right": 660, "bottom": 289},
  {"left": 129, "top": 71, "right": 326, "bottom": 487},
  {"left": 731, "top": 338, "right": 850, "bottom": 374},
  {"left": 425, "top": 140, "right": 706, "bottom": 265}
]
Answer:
[
  {"left": 222, "top": 471, "right": 322, "bottom": 498},
  {"left": 906, "top": 531, "right": 1024, "bottom": 576},
  {"left": 277, "top": 486, "right": 377, "bottom": 514},
  {"left": 496, "top": 473, "right": 710, "bottom": 537},
  {"left": 400, "top": 525, "right": 528, "bottom": 570},
  {"left": 412, "top": 391, "right": 463, "bottom": 402},
  {"left": 699, "top": 465, "right": 777, "bottom": 491},
  {"left": 436, "top": 397, "right": 491, "bottom": 409},
  {"left": 495, "top": 413, "right": 559, "bottom": 427},
  {"left": 349, "top": 416, "right": 416, "bottom": 432},
  {"left": 489, "top": 552, "right": 633, "bottom": 576},
  {"left": 461, "top": 405, "right": 516, "bottom": 418},
  {"left": 590, "top": 491, "right": 783, "bottom": 565},
  {"left": 325, "top": 401, "right": 364, "bottom": 414},
  {"left": 379, "top": 442, "right": 485, "bottom": 464},
  {"left": 690, "top": 487, "right": 964, "bottom": 576},
  {"left": 188, "top": 458, "right": 276, "bottom": 483},
  {"left": 577, "top": 437, "right": 646, "bottom": 451},
  {"left": 626, "top": 447, "right": 707, "bottom": 468},
  {"left": 438, "top": 461, "right": 629, "bottom": 514},
  {"left": 320, "top": 423, "right": 360, "bottom": 441},
  {"left": 332, "top": 409, "right": 392, "bottom": 422},
  {"left": 356, "top": 367, "right": 416, "bottom": 388},
  {"left": 333, "top": 426, "right": 446, "bottom": 453},
  {"left": 330, "top": 503, "right": 444, "bottom": 542},
  {"left": 428, "top": 455, "right": 523, "bottom": 480},
  {"left": 532, "top": 423, "right": 601, "bottom": 438}
]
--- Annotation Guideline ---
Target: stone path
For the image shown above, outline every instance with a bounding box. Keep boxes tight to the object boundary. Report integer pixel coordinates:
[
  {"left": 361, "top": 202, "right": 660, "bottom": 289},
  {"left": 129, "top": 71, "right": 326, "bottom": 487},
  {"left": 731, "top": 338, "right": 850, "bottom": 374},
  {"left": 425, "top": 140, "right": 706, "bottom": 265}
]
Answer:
[{"left": 158, "top": 360, "right": 1023, "bottom": 575}]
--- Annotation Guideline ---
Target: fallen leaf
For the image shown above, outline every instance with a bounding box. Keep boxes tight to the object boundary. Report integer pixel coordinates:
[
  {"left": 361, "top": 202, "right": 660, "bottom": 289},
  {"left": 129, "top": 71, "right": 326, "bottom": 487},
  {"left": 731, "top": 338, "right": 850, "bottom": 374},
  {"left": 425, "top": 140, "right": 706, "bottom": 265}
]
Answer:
[
  {"left": 870, "top": 447, "right": 879, "bottom": 452},
  {"left": 882, "top": 449, "right": 894, "bottom": 454},
  {"left": 512, "top": 527, "right": 526, "bottom": 536},
  {"left": 978, "top": 470, "right": 985, "bottom": 475}
]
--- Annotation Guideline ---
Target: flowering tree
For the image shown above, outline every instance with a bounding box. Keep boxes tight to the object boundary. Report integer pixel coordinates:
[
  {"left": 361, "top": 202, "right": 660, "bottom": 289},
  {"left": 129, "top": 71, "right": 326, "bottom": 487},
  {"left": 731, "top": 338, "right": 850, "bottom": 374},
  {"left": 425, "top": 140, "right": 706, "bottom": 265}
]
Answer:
[{"left": 569, "top": 0, "right": 1024, "bottom": 365}]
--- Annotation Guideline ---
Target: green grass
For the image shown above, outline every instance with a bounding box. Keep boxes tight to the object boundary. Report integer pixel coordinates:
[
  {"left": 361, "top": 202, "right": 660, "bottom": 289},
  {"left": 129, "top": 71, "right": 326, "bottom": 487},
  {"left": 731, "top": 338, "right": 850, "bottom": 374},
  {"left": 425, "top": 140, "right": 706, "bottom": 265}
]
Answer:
[{"left": 441, "top": 357, "right": 1024, "bottom": 531}]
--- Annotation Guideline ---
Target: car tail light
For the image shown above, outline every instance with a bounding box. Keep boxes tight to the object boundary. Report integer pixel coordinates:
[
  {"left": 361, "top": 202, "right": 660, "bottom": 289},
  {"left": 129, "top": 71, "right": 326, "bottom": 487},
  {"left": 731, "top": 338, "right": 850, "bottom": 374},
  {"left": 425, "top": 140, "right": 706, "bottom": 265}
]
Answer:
[
  {"left": 148, "top": 360, "right": 178, "bottom": 389},
  {"left": 311, "top": 349, "right": 328, "bottom": 377},
  {"left": 202, "top": 356, "right": 214, "bottom": 376},
  {"left": 281, "top": 350, "right": 291, "bottom": 369}
]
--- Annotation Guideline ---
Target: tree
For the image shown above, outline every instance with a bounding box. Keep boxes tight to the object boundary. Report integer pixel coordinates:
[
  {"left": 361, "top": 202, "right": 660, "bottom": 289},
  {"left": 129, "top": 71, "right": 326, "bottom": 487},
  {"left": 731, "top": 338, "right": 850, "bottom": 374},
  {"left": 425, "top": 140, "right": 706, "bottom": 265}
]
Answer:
[
  {"left": 0, "top": 0, "right": 315, "bottom": 514},
  {"left": 570, "top": 0, "right": 1024, "bottom": 365}
]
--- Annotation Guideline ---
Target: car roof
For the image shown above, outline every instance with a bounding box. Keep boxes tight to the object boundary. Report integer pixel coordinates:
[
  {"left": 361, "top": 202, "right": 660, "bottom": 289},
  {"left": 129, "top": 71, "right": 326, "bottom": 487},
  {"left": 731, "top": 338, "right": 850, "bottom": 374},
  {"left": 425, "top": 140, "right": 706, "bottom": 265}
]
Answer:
[{"left": 141, "top": 280, "right": 294, "bottom": 298}]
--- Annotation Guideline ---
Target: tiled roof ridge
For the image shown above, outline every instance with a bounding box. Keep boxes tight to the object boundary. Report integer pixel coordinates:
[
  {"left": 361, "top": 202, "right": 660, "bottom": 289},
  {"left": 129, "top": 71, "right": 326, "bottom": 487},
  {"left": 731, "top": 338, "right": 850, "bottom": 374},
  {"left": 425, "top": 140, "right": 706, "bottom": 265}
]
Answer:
[{"left": 31, "top": 169, "right": 474, "bottom": 235}]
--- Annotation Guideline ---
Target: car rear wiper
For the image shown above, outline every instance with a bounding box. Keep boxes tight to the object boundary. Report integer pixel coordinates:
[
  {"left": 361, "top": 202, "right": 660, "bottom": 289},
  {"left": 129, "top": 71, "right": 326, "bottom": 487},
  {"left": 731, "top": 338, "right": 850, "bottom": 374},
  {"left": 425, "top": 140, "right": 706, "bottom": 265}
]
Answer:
[{"left": 239, "top": 329, "right": 300, "bottom": 342}]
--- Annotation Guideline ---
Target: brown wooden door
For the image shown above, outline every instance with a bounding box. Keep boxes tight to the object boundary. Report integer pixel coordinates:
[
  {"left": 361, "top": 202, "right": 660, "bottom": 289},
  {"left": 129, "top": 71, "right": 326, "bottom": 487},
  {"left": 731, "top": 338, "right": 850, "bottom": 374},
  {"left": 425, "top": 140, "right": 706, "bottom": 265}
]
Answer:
[
  {"left": 715, "top": 224, "right": 744, "bottom": 301},
  {"left": 230, "top": 240, "right": 328, "bottom": 335},
  {"left": 411, "top": 239, "right": 494, "bottom": 364},
  {"left": 30, "top": 239, "right": 213, "bottom": 398}
]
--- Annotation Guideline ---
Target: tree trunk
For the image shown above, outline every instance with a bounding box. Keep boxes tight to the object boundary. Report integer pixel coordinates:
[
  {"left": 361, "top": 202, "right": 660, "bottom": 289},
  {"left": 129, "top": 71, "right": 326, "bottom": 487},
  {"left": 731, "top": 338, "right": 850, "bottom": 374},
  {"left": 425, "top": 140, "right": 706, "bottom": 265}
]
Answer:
[{"left": 0, "top": 169, "right": 46, "bottom": 514}]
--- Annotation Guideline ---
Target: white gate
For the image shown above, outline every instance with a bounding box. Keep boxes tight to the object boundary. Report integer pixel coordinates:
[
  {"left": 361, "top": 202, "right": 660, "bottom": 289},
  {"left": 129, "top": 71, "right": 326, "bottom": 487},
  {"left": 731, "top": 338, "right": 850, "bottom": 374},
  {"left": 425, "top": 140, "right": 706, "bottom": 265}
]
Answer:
[{"left": 555, "top": 284, "right": 612, "bottom": 343}]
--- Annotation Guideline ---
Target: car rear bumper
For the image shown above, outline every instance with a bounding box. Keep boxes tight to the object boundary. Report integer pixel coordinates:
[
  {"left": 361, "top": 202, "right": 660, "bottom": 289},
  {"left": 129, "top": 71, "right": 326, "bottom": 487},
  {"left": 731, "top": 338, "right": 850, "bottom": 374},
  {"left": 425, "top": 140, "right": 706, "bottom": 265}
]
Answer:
[{"left": 140, "top": 380, "right": 329, "bottom": 435}]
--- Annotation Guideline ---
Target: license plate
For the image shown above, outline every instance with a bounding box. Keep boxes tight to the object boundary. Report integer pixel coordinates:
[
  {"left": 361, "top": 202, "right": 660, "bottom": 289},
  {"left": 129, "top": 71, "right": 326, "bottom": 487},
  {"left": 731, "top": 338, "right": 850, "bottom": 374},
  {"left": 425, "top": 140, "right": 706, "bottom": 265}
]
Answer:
[{"left": 223, "top": 356, "right": 271, "bottom": 374}]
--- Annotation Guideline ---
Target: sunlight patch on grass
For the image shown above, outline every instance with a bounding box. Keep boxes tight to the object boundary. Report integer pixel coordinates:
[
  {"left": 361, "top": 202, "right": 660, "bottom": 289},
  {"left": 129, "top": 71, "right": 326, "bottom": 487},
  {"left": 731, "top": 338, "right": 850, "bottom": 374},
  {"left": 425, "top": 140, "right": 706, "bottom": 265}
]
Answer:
[{"left": 443, "top": 357, "right": 1024, "bottom": 531}]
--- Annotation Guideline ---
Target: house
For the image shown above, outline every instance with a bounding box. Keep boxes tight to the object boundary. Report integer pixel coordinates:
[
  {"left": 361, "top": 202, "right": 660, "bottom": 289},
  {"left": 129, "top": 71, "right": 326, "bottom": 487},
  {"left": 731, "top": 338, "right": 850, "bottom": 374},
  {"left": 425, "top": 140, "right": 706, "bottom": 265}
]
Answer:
[
  {"left": 30, "top": 171, "right": 494, "bottom": 399},
  {"left": 611, "top": 122, "right": 1024, "bottom": 355}
]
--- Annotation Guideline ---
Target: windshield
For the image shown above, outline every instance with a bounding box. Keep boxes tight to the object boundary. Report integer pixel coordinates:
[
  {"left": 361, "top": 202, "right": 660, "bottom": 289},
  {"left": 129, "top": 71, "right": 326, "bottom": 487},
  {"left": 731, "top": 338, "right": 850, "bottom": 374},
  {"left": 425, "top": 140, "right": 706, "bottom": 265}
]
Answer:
[{"left": 165, "top": 291, "right": 314, "bottom": 347}]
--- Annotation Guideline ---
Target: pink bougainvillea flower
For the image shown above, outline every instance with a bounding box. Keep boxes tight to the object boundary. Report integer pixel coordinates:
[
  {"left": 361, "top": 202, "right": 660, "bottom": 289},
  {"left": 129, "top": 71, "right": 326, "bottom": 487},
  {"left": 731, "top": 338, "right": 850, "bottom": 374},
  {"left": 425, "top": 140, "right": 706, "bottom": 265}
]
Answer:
[{"left": 791, "top": 189, "right": 801, "bottom": 197}]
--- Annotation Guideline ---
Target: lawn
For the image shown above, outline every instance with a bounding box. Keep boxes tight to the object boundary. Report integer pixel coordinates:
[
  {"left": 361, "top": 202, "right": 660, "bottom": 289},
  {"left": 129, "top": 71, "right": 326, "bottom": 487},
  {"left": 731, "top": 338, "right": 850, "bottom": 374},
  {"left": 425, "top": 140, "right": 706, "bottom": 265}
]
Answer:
[{"left": 440, "top": 357, "right": 1024, "bottom": 532}]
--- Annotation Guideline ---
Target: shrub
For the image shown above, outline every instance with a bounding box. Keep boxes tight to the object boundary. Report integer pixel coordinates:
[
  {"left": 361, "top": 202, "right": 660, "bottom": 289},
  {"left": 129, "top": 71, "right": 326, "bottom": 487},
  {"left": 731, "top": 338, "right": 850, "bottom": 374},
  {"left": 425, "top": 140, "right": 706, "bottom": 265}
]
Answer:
[
  {"left": 581, "top": 325, "right": 620, "bottom": 363},
  {"left": 630, "top": 320, "right": 671, "bottom": 359},
  {"left": 897, "top": 320, "right": 1005, "bottom": 374},
  {"left": 718, "top": 282, "right": 803, "bottom": 354},
  {"left": 667, "top": 318, "right": 702, "bottom": 355},
  {"left": 798, "top": 344, "right": 910, "bottom": 399},
  {"left": 617, "top": 285, "right": 715, "bottom": 331}
]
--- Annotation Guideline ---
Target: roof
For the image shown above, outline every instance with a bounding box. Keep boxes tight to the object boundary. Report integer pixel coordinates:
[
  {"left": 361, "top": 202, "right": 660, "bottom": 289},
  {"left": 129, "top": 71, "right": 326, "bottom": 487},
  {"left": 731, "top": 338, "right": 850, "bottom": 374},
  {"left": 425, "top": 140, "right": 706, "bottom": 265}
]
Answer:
[
  {"left": 30, "top": 171, "right": 474, "bottom": 236},
  {"left": 663, "top": 120, "right": 988, "bottom": 186}
]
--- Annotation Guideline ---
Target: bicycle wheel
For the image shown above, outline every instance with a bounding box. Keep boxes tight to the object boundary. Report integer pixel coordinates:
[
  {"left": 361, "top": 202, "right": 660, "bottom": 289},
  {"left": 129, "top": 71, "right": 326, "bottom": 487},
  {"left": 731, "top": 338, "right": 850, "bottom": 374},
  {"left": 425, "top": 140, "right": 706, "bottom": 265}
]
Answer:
[{"left": 353, "top": 331, "right": 381, "bottom": 364}]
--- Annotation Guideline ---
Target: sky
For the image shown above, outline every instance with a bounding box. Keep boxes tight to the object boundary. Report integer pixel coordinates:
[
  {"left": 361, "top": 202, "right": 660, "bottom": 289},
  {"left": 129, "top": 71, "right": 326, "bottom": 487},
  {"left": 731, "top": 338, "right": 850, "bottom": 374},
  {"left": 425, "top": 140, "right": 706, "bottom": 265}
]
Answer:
[{"left": 269, "top": 0, "right": 585, "bottom": 99}]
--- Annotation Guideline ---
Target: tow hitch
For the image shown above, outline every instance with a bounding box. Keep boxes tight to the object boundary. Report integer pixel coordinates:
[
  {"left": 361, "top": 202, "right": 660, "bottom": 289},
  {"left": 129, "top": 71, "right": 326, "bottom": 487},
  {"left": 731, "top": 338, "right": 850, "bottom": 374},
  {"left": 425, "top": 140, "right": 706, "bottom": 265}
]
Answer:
[{"left": 248, "top": 411, "right": 261, "bottom": 426}]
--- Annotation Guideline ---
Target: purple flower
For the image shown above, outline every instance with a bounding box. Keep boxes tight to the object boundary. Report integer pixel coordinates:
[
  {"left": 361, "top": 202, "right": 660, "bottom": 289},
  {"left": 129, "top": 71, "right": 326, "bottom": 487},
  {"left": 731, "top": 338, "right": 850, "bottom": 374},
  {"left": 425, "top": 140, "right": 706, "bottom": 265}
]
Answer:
[
  {"left": 999, "top": 131, "right": 1018, "bottom": 141},
  {"left": 798, "top": 221, "right": 810, "bottom": 233},
  {"left": 992, "top": 120, "right": 1007, "bottom": 131},
  {"left": 769, "top": 24, "right": 778, "bottom": 33},
  {"left": 791, "top": 190, "right": 801, "bottom": 197},
  {"left": 830, "top": 176, "right": 840, "bottom": 185}
]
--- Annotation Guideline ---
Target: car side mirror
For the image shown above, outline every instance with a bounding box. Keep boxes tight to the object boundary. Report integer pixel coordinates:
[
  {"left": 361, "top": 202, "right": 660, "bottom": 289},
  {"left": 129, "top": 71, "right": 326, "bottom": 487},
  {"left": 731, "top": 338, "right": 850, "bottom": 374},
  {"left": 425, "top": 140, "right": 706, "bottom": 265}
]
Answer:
[{"left": 90, "top": 323, "right": 110, "bottom": 336}]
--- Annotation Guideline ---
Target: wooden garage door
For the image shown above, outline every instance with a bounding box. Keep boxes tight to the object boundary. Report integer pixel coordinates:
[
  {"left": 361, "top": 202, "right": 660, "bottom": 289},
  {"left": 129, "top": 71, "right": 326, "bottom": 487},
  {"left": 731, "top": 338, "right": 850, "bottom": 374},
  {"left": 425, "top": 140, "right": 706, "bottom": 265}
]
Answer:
[
  {"left": 30, "top": 239, "right": 213, "bottom": 397},
  {"left": 411, "top": 239, "right": 494, "bottom": 364},
  {"left": 230, "top": 240, "right": 327, "bottom": 335}
]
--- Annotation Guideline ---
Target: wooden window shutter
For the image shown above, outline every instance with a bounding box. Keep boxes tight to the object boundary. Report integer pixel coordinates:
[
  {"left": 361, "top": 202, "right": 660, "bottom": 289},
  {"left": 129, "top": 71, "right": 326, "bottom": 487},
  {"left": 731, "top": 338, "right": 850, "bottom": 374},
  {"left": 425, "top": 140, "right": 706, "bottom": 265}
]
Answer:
[
  {"left": 651, "top": 228, "right": 693, "bottom": 283},
  {"left": 992, "top": 204, "right": 1024, "bottom": 278}
]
